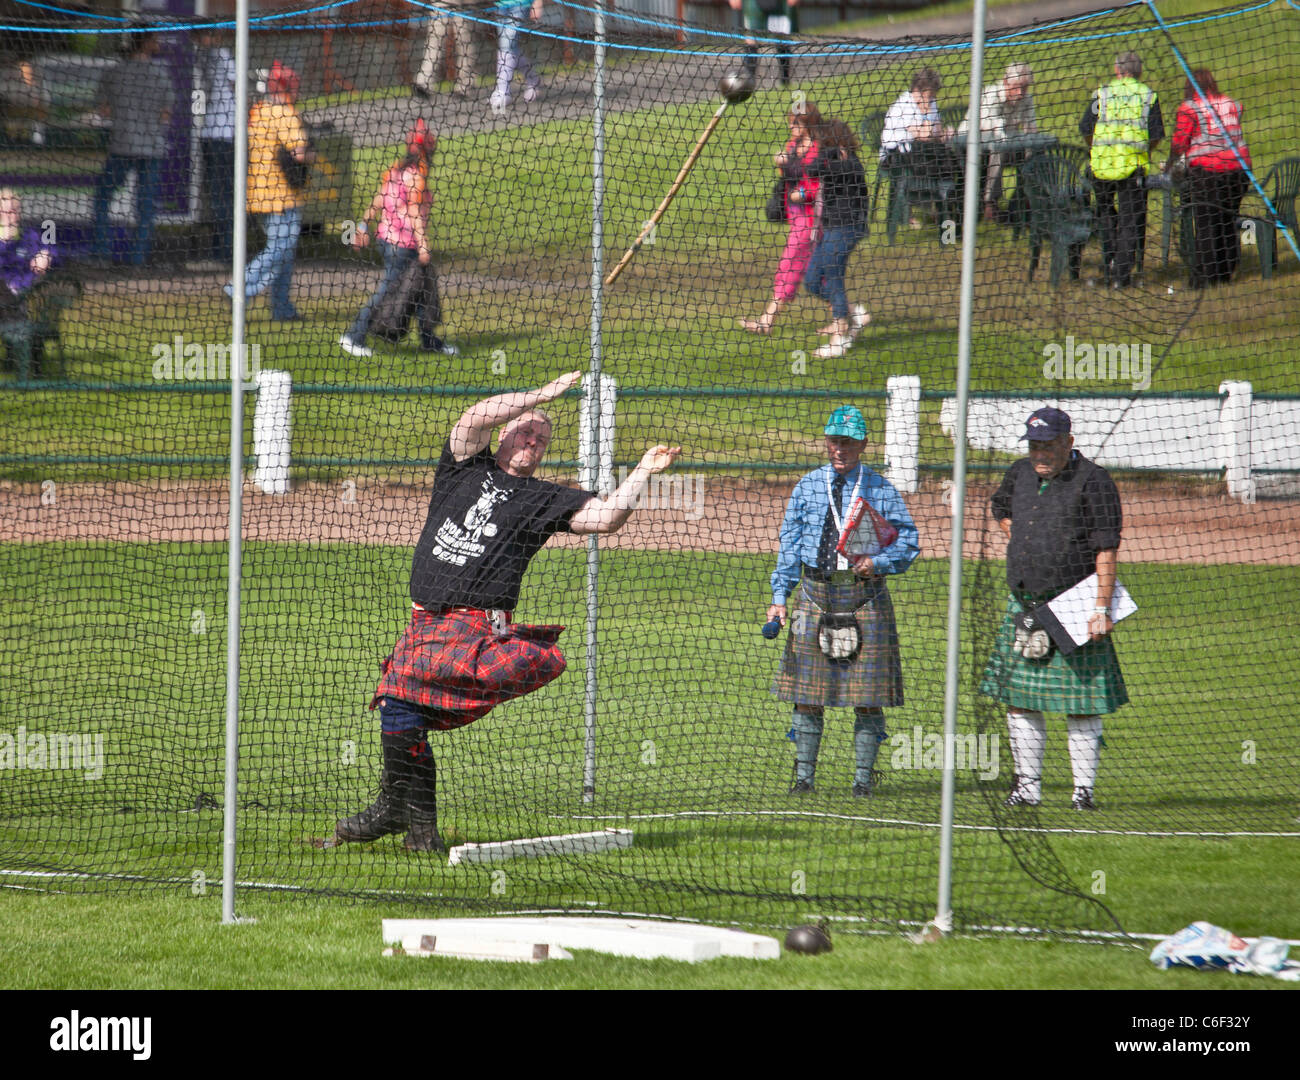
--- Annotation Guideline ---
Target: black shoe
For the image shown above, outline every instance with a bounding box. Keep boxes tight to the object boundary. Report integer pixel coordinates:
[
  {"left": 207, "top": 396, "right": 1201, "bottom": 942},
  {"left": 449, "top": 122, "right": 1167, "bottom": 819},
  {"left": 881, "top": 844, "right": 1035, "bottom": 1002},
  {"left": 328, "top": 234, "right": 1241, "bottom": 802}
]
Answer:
[
  {"left": 411, "top": 83, "right": 430, "bottom": 100},
  {"left": 789, "top": 779, "right": 814, "bottom": 795},
  {"left": 1072, "top": 786, "right": 1097, "bottom": 811},
  {"left": 420, "top": 337, "right": 459, "bottom": 356},
  {"left": 404, "top": 812, "right": 446, "bottom": 853},
  {"left": 851, "top": 782, "right": 872, "bottom": 798},
  {"left": 1004, "top": 776, "right": 1040, "bottom": 808},
  {"left": 335, "top": 791, "right": 408, "bottom": 842},
  {"left": 335, "top": 733, "right": 416, "bottom": 843},
  {"left": 402, "top": 746, "right": 445, "bottom": 852}
]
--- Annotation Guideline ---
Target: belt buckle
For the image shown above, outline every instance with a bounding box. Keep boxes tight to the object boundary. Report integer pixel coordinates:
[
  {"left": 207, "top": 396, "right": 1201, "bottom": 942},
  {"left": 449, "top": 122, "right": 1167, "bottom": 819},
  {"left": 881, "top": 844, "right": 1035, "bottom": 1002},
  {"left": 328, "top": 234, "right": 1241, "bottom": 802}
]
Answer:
[{"left": 488, "top": 609, "right": 508, "bottom": 634}]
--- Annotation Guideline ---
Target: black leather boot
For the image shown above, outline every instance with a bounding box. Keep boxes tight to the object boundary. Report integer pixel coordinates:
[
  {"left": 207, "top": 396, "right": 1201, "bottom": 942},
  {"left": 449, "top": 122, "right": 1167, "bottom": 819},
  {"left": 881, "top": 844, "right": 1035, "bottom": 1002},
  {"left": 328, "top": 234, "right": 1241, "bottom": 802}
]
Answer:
[
  {"left": 403, "top": 746, "right": 445, "bottom": 854},
  {"left": 335, "top": 733, "right": 413, "bottom": 843}
]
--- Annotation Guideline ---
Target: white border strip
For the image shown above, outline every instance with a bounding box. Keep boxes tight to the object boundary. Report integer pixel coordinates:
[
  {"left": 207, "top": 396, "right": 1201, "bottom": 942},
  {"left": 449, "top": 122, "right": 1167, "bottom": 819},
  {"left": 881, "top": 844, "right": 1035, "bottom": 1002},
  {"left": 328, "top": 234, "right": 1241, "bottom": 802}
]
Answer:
[
  {"left": 553, "top": 811, "right": 1300, "bottom": 839},
  {"left": 3, "top": 874, "right": 1296, "bottom": 947}
]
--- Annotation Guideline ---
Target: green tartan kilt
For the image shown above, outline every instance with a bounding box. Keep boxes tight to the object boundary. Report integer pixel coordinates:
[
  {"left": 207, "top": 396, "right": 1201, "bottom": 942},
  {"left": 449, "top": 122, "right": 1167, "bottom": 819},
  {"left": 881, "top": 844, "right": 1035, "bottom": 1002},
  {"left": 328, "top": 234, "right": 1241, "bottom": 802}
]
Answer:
[
  {"left": 772, "top": 576, "right": 904, "bottom": 708},
  {"left": 979, "top": 594, "right": 1129, "bottom": 715}
]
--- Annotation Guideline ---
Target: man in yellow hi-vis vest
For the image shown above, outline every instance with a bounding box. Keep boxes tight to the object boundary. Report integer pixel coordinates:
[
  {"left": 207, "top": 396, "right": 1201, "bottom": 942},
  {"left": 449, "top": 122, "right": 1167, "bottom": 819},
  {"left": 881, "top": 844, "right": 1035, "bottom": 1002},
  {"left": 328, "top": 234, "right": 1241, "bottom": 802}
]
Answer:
[{"left": 1080, "top": 51, "right": 1164, "bottom": 288}]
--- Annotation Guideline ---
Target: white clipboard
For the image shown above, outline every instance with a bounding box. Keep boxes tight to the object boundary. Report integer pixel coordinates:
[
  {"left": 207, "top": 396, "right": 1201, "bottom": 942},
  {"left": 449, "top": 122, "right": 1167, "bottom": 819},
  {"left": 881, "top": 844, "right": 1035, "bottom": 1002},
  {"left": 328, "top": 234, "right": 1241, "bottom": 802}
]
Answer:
[{"left": 1040, "top": 573, "right": 1137, "bottom": 653}]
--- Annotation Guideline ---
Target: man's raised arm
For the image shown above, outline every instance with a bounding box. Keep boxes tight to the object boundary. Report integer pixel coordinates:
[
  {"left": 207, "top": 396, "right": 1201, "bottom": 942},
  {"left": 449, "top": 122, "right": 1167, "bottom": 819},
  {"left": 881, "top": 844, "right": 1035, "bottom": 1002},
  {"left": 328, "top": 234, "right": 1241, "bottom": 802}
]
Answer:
[
  {"left": 448, "top": 371, "right": 583, "bottom": 460},
  {"left": 569, "top": 444, "right": 682, "bottom": 535}
]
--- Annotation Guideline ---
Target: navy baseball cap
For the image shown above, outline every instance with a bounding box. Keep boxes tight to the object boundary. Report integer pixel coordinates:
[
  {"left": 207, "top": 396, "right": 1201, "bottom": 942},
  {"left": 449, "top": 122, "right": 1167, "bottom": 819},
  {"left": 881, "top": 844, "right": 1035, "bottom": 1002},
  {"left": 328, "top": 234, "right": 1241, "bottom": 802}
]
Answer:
[
  {"left": 1020, "top": 406, "right": 1072, "bottom": 441},
  {"left": 825, "top": 405, "right": 867, "bottom": 440}
]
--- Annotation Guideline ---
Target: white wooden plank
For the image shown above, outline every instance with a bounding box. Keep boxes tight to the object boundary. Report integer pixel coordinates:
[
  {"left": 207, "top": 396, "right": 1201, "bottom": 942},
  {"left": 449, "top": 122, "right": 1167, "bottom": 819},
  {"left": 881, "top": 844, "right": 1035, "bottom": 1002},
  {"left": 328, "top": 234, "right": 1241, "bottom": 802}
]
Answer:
[{"left": 446, "top": 828, "right": 633, "bottom": 866}]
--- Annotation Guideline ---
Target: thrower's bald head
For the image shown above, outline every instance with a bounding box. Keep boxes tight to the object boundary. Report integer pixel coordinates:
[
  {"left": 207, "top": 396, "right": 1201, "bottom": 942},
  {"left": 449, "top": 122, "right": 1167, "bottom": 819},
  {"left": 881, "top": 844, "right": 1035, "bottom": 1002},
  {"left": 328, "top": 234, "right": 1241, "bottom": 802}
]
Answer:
[{"left": 496, "top": 410, "right": 554, "bottom": 477}]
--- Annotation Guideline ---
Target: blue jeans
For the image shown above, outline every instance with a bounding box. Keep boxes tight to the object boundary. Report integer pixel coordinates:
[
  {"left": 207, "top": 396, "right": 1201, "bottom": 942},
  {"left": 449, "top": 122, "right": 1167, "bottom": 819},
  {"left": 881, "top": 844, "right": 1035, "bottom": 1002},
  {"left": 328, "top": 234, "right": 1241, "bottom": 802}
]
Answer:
[
  {"left": 495, "top": 6, "right": 538, "bottom": 100},
  {"left": 349, "top": 240, "right": 418, "bottom": 343},
  {"left": 245, "top": 209, "right": 301, "bottom": 320},
  {"left": 92, "top": 154, "right": 162, "bottom": 265},
  {"left": 804, "top": 224, "right": 866, "bottom": 320}
]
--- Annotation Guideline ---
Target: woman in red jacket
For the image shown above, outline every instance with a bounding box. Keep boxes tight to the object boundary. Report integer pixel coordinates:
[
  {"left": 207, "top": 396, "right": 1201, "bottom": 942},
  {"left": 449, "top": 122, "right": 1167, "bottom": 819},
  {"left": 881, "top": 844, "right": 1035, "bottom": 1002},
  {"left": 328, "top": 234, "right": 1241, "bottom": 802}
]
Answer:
[{"left": 1171, "top": 69, "right": 1252, "bottom": 288}]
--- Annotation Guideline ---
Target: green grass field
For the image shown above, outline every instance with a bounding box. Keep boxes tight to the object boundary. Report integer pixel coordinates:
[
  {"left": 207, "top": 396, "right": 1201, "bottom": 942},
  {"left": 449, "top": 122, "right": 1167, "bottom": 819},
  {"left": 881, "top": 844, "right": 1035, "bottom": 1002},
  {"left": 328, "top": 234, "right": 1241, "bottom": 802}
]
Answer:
[
  {"left": 1, "top": 0, "right": 1297, "bottom": 990},
  {"left": 2, "top": 543, "right": 1296, "bottom": 987}
]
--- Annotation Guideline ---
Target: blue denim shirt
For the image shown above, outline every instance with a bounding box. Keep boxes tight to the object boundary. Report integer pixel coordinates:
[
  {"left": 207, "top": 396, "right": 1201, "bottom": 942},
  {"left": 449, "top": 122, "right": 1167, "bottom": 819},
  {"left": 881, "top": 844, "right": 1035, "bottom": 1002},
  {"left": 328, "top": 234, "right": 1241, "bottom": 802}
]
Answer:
[{"left": 770, "top": 462, "right": 920, "bottom": 605}]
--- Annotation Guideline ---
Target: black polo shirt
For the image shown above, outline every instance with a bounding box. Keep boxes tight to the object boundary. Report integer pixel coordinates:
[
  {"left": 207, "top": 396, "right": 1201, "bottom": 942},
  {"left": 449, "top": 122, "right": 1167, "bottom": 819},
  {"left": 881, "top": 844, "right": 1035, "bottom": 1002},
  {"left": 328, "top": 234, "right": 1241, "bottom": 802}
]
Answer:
[
  {"left": 408, "top": 441, "right": 593, "bottom": 612},
  {"left": 991, "top": 451, "right": 1122, "bottom": 597}
]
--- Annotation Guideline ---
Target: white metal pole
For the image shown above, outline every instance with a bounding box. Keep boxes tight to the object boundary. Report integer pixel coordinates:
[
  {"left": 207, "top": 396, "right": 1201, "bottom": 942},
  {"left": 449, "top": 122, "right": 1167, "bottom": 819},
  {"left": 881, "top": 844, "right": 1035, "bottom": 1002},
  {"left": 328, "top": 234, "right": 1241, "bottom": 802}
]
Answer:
[
  {"left": 935, "top": 0, "right": 988, "bottom": 937},
  {"left": 221, "top": 0, "right": 251, "bottom": 925},
  {"left": 583, "top": 2, "right": 607, "bottom": 803}
]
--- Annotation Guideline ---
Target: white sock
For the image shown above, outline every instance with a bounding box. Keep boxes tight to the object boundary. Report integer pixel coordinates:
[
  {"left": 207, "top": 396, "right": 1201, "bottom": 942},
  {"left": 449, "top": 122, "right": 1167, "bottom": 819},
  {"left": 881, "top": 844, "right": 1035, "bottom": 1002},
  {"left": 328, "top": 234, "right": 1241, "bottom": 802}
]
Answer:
[
  {"left": 1006, "top": 709, "right": 1046, "bottom": 802},
  {"left": 1066, "top": 714, "right": 1103, "bottom": 791}
]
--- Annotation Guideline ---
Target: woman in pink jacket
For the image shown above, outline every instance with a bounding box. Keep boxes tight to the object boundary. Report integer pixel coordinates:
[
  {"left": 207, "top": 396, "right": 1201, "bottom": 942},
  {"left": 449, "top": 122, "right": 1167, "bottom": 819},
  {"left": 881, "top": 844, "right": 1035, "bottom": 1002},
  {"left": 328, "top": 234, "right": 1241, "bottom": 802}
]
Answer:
[
  {"left": 341, "top": 119, "right": 457, "bottom": 357},
  {"left": 739, "top": 104, "right": 838, "bottom": 335}
]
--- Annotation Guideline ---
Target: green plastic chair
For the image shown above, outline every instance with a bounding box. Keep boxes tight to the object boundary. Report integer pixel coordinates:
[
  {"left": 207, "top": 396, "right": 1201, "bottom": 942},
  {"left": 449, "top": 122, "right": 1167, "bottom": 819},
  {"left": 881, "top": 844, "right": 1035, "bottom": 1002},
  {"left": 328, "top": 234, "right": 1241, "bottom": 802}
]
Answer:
[
  {"left": 858, "top": 109, "right": 887, "bottom": 222},
  {"left": 1019, "top": 150, "right": 1094, "bottom": 286},
  {"left": 1238, "top": 156, "right": 1300, "bottom": 279}
]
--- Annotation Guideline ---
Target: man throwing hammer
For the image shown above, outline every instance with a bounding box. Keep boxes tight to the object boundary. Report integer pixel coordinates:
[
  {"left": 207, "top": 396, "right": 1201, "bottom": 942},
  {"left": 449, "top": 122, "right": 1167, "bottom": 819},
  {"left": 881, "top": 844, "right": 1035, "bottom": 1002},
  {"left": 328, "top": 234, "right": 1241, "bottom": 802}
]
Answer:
[{"left": 335, "top": 372, "right": 681, "bottom": 852}]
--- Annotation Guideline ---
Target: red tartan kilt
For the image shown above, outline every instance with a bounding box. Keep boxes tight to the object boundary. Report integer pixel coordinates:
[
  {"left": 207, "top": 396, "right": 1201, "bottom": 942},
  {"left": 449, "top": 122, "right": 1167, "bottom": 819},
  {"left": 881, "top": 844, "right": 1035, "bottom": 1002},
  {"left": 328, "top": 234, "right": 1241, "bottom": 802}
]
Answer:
[{"left": 371, "top": 609, "right": 567, "bottom": 728}]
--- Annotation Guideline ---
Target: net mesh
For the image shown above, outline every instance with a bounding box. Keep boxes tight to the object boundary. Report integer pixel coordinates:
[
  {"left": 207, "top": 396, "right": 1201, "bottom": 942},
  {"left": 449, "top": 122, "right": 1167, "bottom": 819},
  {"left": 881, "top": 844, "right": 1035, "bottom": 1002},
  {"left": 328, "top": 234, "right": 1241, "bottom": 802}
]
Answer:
[{"left": 1, "top": 0, "right": 1297, "bottom": 936}]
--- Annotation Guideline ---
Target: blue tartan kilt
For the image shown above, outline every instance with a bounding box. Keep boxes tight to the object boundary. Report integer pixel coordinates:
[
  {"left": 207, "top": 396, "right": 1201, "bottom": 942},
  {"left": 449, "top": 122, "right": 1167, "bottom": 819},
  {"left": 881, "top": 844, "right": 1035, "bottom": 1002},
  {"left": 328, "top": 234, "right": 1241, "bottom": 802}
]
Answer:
[
  {"left": 979, "top": 594, "right": 1128, "bottom": 715},
  {"left": 771, "top": 575, "right": 904, "bottom": 708}
]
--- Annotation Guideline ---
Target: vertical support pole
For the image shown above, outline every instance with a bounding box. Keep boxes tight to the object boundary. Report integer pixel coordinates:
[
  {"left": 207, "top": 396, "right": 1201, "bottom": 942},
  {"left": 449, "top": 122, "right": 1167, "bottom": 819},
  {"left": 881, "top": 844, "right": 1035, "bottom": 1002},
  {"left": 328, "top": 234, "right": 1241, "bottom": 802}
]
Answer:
[
  {"left": 935, "top": 0, "right": 988, "bottom": 939},
  {"left": 222, "top": 0, "right": 251, "bottom": 925},
  {"left": 1218, "top": 380, "right": 1254, "bottom": 504},
  {"left": 583, "top": 2, "right": 607, "bottom": 803},
  {"left": 252, "top": 369, "right": 292, "bottom": 496},
  {"left": 885, "top": 375, "right": 921, "bottom": 494}
]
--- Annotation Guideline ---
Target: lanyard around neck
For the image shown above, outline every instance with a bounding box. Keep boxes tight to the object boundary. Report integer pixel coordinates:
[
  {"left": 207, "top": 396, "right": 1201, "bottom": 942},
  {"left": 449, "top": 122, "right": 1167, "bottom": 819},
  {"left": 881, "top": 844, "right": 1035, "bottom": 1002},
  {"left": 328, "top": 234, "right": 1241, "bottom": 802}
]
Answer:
[{"left": 825, "top": 467, "right": 863, "bottom": 538}]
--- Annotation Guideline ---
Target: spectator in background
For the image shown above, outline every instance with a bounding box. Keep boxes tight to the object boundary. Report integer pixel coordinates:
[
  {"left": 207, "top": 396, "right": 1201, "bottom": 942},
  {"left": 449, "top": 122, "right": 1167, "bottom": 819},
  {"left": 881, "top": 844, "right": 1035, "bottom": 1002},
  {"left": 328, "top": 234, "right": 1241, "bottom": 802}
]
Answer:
[
  {"left": 0, "top": 59, "right": 51, "bottom": 146},
  {"left": 413, "top": 0, "right": 479, "bottom": 100},
  {"left": 1081, "top": 50, "right": 1163, "bottom": 289},
  {"left": 196, "top": 27, "right": 236, "bottom": 267},
  {"left": 880, "top": 67, "right": 956, "bottom": 231},
  {"left": 802, "top": 118, "right": 871, "bottom": 359},
  {"left": 489, "top": 0, "right": 543, "bottom": 117},
  {"left": 1170, "top": 68, "right": 1252, "bottom": 288},
  {"left": 92, "top": 29, "right": 173, "bottom": 266},
  {"left": 880, "top": 67, "right": 950, "bottom": 164},
  {"left": 727, "top": 0, "right": 798, "bottom": 89},
  {"left": 738, "top": 102, "right": 823, "bottom": 335},
  {"left": 0, "top": 187, "right": 56, "bottom": 375},
  {"left": 959, "top": 62, "right": 1038, "bottom": 223},
  {"left": 340, "top": 119, "right": 458, "bottom": 358},
  {"left": 226, "top": 61, "right": 312, "bottom": 322}
]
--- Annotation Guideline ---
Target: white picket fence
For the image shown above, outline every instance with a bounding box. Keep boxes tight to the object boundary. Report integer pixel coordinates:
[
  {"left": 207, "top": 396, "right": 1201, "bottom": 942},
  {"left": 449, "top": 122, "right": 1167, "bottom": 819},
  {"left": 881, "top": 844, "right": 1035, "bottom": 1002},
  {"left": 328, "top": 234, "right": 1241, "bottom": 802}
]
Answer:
[{"left": 249, "top": 372, "right": 1299, "bottom": 504}]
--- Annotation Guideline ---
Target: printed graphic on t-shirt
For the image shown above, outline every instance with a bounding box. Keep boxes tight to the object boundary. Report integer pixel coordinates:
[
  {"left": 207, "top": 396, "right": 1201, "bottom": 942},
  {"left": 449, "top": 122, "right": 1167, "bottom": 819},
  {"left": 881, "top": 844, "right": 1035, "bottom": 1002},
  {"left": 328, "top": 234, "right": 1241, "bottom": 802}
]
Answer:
[{"left": 430, "top": 475, "right": 513, "bottom": 567}]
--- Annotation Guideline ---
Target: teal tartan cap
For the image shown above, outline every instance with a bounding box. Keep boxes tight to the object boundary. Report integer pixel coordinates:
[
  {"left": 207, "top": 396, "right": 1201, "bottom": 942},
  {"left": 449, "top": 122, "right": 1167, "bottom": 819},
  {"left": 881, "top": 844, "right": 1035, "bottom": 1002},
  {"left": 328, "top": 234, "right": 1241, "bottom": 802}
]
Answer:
[{"left": 824, "top": 404, "right": 867, "bottom": 440}]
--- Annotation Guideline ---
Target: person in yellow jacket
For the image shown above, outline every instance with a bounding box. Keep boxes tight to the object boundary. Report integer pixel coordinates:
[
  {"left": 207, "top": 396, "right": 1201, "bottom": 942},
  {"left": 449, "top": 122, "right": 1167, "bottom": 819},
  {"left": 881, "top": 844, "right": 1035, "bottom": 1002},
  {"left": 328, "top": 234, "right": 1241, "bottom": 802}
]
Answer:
[
  {"left": 224, "top": 61, "right": 313, "bottom": 321},
  {"left": 1080, "top": 51, "right": 1164, "bottom": 289}
]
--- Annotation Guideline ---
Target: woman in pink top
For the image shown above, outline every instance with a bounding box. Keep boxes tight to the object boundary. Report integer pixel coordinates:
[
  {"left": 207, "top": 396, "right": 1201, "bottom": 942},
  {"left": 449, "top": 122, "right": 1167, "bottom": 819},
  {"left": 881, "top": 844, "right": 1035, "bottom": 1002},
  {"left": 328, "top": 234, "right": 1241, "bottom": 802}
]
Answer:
[
  {"left": 341, "top": 119, "right": 457, "bottom": 357},
  {"left": 739, "top": 104, "right": 864, "bottom": 336}
]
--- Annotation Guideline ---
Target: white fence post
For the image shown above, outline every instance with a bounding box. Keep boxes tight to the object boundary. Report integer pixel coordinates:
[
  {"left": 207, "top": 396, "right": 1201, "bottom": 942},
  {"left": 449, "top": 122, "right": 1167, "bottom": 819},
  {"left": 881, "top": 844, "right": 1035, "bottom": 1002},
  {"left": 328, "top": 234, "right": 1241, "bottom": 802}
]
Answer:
[
  {"left": 579, "top": 372, "right": 617, "bottom": 495},
  {"left": 885, "top": 375, "right": 922, "bottom": 494},
  {"left": 252, "top": 369, "right": 292, "bottom": 496},
  {"left": 1218, "top": 379, "right": 1254, "bottom": 504}
]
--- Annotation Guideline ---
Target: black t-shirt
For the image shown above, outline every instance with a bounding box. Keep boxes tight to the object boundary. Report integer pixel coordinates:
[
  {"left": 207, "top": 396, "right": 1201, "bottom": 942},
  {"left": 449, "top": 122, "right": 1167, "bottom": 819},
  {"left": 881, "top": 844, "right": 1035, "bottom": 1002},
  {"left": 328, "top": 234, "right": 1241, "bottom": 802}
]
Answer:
[
  {"left": 991, "top": 451, "right": 1122, "bottom": 598},
  {"left": 409, "top": 441, "right": 593, "bottom": 612}
]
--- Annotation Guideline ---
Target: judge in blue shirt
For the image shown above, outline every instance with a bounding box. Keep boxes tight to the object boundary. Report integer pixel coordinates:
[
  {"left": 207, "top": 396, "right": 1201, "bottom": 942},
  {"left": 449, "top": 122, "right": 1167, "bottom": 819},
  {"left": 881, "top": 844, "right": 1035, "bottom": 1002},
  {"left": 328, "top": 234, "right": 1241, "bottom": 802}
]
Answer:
[{"left": 767, "top": 405, "right": 920, "bottom": 796}]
